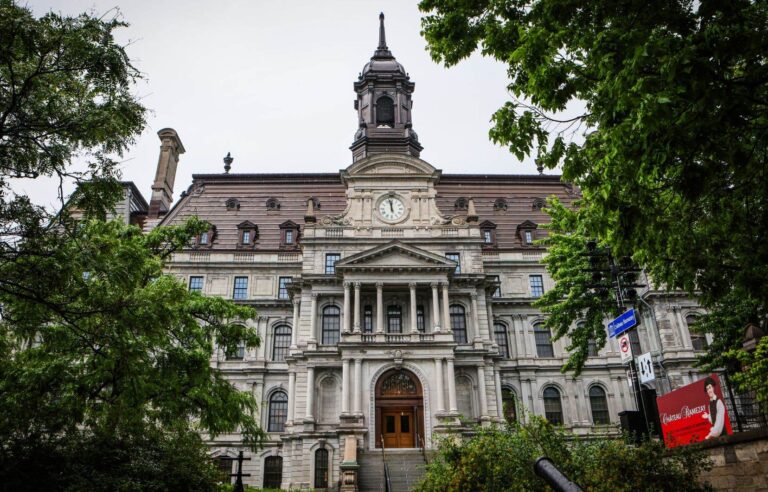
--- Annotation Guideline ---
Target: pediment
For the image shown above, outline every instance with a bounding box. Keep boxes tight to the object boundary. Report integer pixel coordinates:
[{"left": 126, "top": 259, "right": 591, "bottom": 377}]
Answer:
[
  {"left": 343, "top": 154, "right": 438, "bottom": 178},
  {"left": 335, "top": 241, "right": 454, "bottom": 272}
]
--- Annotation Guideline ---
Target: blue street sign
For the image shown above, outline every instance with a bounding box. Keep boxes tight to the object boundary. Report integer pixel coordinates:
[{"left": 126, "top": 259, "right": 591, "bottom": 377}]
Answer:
[{"left": 608, "top": 308, "right": 637, "bottom": 338}]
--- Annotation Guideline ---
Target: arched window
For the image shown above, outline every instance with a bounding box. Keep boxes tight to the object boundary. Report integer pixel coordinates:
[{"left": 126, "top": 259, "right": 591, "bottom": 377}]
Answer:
[
  {"left": 543, "top": 387, "right": 563, "bottom": 425},
  {"left": 494, "top": 323, "right": 510, "bottom": 358},
  {"left": 263, "top": 456, "right": 283, "bottom": 489},
  {"left": 534, "top": 323, "right": 554, "bottom": 358},
  {"left": 314, "top": 448, "right": 329, "bottom": 488},
  {"left": 268, "top": 391, "right": 288, "bottom": 432},
  {"left": 589, "top": 386, "right": 610, "bottom": 425},
  {"left": 502, "top": 388, "right": 517, "bottom": 423},
  {"left": 272, "top": 325, "right": 291, "bottom": 362},
  {"left": 686, "top": 314, "right": 708, "bottom": 351},
  {"left": 450, "top": 305, "right": 468, "bottom": 344},
  {"left": 322, "top": 306, "right": 341, "bottom": 345},
  {"left": 376, "top": 96, "right": 395, "bottom": 127},
  {"left": 387, "top": 305, "right": 402, "bottom": 333}
]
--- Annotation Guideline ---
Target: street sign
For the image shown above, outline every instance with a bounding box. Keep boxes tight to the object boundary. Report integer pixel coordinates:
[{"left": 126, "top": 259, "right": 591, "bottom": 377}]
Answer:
[
  {"left": 608, "top": 308, "right": 637, "bottom": 338},
  {"left": 636, "top": 352, "right": 655, "bottom": 384},
  {"left": 618, "top": 333, "right": 633, "bottom": 364}
]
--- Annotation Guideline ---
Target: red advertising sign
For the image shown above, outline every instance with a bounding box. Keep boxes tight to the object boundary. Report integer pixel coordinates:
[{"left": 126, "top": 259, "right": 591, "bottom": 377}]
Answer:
[{"left": 656, "top": 374, "right": 733, "bottom": 448}]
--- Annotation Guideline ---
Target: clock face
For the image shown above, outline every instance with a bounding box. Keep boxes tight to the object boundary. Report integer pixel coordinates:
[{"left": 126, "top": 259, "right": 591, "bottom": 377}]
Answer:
[{"left": 378, "top": 196, "right": 406, "bottom": 221}]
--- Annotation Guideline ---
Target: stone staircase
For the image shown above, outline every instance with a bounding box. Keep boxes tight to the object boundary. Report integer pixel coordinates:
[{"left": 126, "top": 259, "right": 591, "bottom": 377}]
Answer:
[{"left": 358, "top": 449, "right": 430, "bottom": 492}]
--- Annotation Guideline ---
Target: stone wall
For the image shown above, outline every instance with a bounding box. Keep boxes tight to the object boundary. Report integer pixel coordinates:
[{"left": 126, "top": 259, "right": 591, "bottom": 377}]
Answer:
[{"left": 699, "top": 430, "right": 768, "bottom": 491}]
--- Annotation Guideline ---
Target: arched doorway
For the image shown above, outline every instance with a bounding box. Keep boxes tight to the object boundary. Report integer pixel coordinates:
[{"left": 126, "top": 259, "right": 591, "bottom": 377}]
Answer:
[{"left": 375, "top": 369, "right": 424, "bottom": 448}]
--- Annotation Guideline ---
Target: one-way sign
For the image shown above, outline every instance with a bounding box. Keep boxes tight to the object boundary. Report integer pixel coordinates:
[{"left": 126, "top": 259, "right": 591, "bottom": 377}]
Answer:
[
  {"left": 608, "top": 308, "right": 637, "bottom": 338},
  {"left": 636, "top": 352, "right": 655, "bottom": 384}
]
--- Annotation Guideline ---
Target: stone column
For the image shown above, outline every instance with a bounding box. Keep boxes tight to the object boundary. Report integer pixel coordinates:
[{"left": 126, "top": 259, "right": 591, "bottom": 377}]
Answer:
[
  {"left": 441, "top": 282, "right": 451, "bottom": 332},
  {"left": 255, "top": 316, "right": 267, "bottom": 359},
  {"left": 434, "top": 358, "right": 445, "bottom": 413},
  {"left": 287, "top": 371, "right": 296, "bottom": 424},
  {"left": 310, "top": 293, "right": 318, "bottom": 343},
  {"left": 306, "top": 366, "right": 315, "bottom": 420},
  {"left": 376, "top": 282, "right": 384, "bottom": 334},
  {"left": 409, "top": 283, "right": 418, "bottom": 333},
  {"left": 291, "top": 300, "right": 300, "bottom": 349},
  {"left": 477, "top": 364, "right": 488, "bottom": 418},
  {"left": 470, "top": 293, "right": 481, "bottom": 341},
  {"left": 446, "top": 358, "right": 458, "bottom": 413},
  {"left": 341, "top": 358, "right": 350, "bottom": 414},
  {"left": 518, "top": 315, "right": 529, "bottom": 357},
  {"left": 493, "top": 365, "right": 504, "bottom": 420},
  {"left": 431, "top": 282, "right": 440, "bottom": 332},
  {"left": 353, "top": 282, "right": 361, "bottom": 333},
  {"left": 343, "top": 282, "right": 351, "bottom": 334},
  {"left": 674, "top": 306, "right": 692, "bottom": 350},
  {"left": 353, "top": 359, "right": 362, "bottom": 415}
]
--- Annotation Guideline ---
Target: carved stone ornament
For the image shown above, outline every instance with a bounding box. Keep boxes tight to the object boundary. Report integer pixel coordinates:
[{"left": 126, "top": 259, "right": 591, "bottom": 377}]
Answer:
[{"left": 451, "top": 216, "right": 466, "bottom": 226}]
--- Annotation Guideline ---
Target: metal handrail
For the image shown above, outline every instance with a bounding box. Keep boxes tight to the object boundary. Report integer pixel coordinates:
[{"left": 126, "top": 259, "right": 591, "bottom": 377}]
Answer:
[
  {"left": 381, "top": 434, "right": 392, "bottom": 492},
  {"left": 416, "top": 433, "right": 428, "bottom": 464}
]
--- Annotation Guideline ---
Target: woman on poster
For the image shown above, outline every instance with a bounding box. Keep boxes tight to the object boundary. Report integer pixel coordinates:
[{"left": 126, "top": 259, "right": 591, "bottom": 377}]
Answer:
[{"left": 701, "top": 377, "right": 726, "bottom": 439}]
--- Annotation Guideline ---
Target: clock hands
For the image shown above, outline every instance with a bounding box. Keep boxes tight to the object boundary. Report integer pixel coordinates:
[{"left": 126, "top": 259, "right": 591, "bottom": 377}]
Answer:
[{"left": 388, "top": 199, "right": 394, "bottom": 213}]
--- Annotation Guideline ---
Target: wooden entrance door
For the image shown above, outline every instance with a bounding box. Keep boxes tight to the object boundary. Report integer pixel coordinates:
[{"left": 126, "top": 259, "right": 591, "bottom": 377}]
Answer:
[{"left": 382, "top": 409, "right": 414, "bottom": 448}]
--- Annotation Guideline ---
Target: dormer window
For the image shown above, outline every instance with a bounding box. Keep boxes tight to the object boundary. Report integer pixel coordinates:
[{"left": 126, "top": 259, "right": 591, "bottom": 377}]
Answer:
[
  {"left": 516, "top": 220, "right": 538, "bottom": 247},
  {"left": 194, "top": 225, "right": 216, "bottom": 249},
  {"left": 237, "top": 221, "right": 258, "bottom": 248},
  {"left": 376, "top": 96, "right": 394, "bottom": 127},
  {"left": 454, "top": 197, "right": 468, "bottom": 211},
  {"left": 479, "top": 220, "right": 497, "bottom": 248},
  {"left": 279, "top": 220, "right": 300, "bottom": 249},
  {"left": 266, "top": 198, "right": 281, "bottom": 211}
]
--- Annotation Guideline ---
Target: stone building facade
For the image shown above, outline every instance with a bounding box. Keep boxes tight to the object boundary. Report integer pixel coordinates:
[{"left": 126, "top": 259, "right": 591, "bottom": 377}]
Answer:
[{"left": 137, "top": 15, "right": 709, "bottom": 490}]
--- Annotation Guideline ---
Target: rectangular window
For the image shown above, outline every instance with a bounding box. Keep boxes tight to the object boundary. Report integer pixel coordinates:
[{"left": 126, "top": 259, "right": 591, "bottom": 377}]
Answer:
[
  {"left": 483, "top": 230, "right": 493, "bottom": 244},
  {"left": 325, "top": 253, "right": 340, "bottom": 275},
  {"left": 189, "top": 276, "right": 204, "bottom": 292},
  {"left": 446, "top": 253, "right": 461, "bottom": 274},
  {"left": 387, "top": 305, "right": 402, "bottom": 333},
  {"left": 363, "top": 305, "right": 373, "bottom": 333},
  {"left": 285, "top": 230, "right": 294, "bottom": 244},
  {"left": 242, "top": 230, "right": 251, "bottom": 244},
  {"left": 199, "top": 231, "right": 209, "bottom": 245},
  {"left": 524, "top": 230, "right": 533, "bottom": 245},
  {"left": 416, "top": 305, "right": 425, "bottom": 332},
  {"left": 491, "top": 275, "right": 501, "bottom": 298},
  {"left": 628, "top": 329, "right": 642, "bottom": 356},
  {"left": 529, "top": 275, "right": 544, "bottom": 298},
  {"left": 226, "top": 343, "right": 245, "bottom": 360},
  {"left": 233, "top": 276, "right": 248, "bottom": 300},
  {"left": 534, "top": 324, "right": 555, "bottom": 358},
  {"left": 278, "top": 277, "right": 291, "bottom": 300}
]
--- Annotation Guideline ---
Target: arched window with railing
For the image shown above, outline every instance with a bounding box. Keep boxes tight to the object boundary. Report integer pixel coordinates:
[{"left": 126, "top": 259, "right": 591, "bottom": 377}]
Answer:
[{"left": 268, "top": 391, "right": 288, "bottom": 432}]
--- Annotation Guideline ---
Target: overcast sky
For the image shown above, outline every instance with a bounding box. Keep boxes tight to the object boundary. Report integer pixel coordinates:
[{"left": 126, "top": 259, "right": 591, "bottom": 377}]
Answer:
[{"left": 20, "top": 0, "right": 540, "bottom": 209}]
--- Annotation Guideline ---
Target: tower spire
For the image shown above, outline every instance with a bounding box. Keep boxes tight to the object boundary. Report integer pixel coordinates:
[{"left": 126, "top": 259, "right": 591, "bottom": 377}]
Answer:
[{"left": 378, "top": 12, "right": 387, "bottom": 50}]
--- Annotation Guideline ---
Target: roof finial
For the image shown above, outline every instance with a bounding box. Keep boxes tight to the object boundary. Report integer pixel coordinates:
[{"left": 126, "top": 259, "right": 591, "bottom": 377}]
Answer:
[
  {"left": 223, "top": 152, "right": 233, "bottom": 174},
  {"left": 378, "top": 12, "right": 387, "bottom": 50}
]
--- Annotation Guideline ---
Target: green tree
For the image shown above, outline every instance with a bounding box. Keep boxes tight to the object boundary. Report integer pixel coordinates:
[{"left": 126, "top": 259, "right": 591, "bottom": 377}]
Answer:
[
  {"left": 0, "top": 3, "right": 264, "bottom": 488},
  {"left": 419, "top": 0, "right": 768, "bottom": 391},
  {"left": 0, "top": 217, "right": 264, "bottom": 489},
  {"left": 415, "top": 419, "right": 713, "bottom": 492}
]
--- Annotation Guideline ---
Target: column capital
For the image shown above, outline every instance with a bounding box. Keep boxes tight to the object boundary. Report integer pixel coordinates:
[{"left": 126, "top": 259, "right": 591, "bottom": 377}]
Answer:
[
  {"left": 441, "top": 281, "right": 449, "bottom": 287},
  {"left": 292, "top": 298, "right": 301, "bottom": 306},
  {"left": 354, "top": 281, "right": 361, "bottom": 288},
  {"left": 343, "top": 281, "right": 352, "bottom": 288},
  {"left": 430, "top": 282, "right": 439, "bottom": 288},
  {"left": 311, "top": 292, "right": 319, "bottom": 299},
  {"left": 408, "top": 282, "right": 417, "bottom": 289},
  {"left": 376, "top": 282, "right": 384, "bottom": 288},
  {"left": 470, "top": 292, "right": 478, "bottom": 300}
]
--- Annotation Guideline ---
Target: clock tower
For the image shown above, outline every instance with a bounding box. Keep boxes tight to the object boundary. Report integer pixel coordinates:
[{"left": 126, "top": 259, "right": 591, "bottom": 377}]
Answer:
[{"left": 350, "top": 13, "right": 422, "bottom": 162}]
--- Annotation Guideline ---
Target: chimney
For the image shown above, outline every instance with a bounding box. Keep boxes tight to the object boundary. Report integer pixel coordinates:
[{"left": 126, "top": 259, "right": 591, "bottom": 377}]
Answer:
[{"left": 148, "top": 128, "right": 185, "bottom": 218}]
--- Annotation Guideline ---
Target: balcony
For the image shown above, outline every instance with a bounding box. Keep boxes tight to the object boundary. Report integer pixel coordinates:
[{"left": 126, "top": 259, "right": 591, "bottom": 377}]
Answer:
[{"left": 343, "top": 331, "right": 453, "bottom": 345}]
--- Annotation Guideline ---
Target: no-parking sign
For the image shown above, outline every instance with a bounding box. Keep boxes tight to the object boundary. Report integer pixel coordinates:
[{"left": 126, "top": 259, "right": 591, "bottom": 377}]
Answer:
[{"left": 618, "top": 334, "right": 633, "bottom": 364}]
